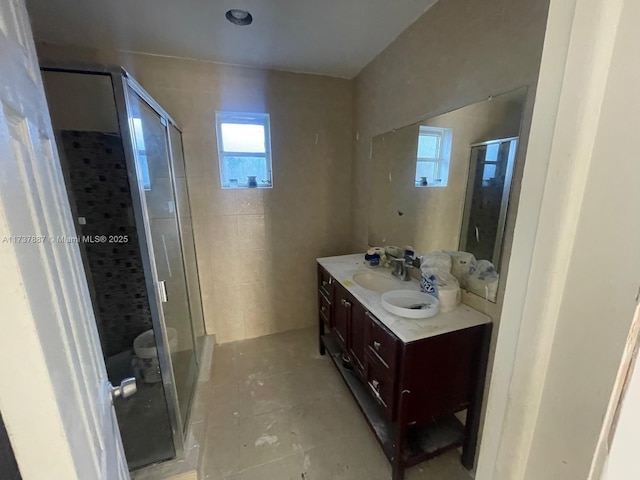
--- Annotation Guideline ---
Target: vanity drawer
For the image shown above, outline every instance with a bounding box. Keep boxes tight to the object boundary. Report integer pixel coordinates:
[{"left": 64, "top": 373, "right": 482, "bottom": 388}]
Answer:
[
  {"left": 365, "top": 352, "right": 395, "bottom": 419},
  {"left": 318, "top": 267, "right": 334, "bottom": 303},
  {"left": 319, "top": 293, "right": 331, "bottom": 324},
  {"left": 365, "top": 312, "right": 399, "bottom": 373}
]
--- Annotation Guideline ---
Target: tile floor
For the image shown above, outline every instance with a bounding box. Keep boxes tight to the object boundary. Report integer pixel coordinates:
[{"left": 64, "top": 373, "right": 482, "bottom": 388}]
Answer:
[{"left": 194, "top": 327, "right": 473, "bottom": 480}]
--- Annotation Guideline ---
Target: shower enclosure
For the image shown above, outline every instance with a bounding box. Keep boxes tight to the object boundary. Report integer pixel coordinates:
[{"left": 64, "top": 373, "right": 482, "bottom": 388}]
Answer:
[{"left": 41, "top": 66, "right": 206, "bottom": 470}]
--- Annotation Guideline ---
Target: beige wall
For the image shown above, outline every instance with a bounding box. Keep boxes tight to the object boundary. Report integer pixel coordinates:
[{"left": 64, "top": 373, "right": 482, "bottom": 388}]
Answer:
[
  {"left": 351, "top": 0, "right": 549, "bottom": 320},
  {"left": 36, "top": 43, "right": 354, "bottom": 343}
]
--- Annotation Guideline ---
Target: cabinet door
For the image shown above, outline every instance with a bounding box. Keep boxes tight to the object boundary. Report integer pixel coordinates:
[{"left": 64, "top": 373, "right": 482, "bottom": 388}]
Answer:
[
  {"left": 348, "top": 298, "right": 367, "bottom": 376},
  {"left": 332, "top": 283, "right": 350, "bottom": 349}
]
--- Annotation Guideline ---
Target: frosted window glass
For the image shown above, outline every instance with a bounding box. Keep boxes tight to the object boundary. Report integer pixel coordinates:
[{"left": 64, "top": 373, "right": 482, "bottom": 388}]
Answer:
[
  {"left": 416, "top": 161, "right": 438, "bottom": 185},
  {"left": 483, "top": 163, "right": 497, "bottom": 183},
  {"left": 485, "top": 143, "right": 500, "bottom": 161},
  {"left": 132, "top": 118, "right": 151, "bottom": 190},
  {"left": 220, "top": 123, "right": 265, "bottom": 153},
  {"left": 417, "top": 134, "right": 440, "bottom": 158},
  {"left": 222, "top": 156, "right": 269, "bottom": 185}
]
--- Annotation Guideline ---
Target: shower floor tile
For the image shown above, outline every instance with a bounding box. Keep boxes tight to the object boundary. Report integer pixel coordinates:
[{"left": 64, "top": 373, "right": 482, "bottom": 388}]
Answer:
[
  {"left": 198, "top": 327, "right": 473, "bottom": 480},
  {"left": 115, "top": 381, "right": 174, "bottom": 470}
]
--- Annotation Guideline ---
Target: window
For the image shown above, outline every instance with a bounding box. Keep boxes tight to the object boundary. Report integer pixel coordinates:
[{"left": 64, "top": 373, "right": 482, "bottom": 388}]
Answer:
[
  {"left": 415, "top": 126, "right": 453, "bottom": 187},
  {"left": 215, "top": 112, "right": 272, "bottom": 189},
  {"left": 131, "top": 118, "right": 151, "bottom": 191},
  {"left": 481, "top": 142, "right": 502, "bottom": 187}
]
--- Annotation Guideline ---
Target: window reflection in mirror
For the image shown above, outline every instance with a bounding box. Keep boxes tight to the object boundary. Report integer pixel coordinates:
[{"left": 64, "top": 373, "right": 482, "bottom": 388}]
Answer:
[
  {"left": 415, "top": 126, "right": 453, "bottom": 187},
  {"left": 131, "top": 118, "right": 152, "bottom": 191}
]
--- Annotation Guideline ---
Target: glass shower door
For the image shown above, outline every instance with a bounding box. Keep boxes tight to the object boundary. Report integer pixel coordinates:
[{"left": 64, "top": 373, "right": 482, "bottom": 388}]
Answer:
[
  {"left": 127, "top": 87, "right": 198, "bottom": 430},
  {"left": 168, "top": 125, "right": 206, "bottom": 358},
  {"left": 43, "top": 69, "right": 176, "bottom": 470}
]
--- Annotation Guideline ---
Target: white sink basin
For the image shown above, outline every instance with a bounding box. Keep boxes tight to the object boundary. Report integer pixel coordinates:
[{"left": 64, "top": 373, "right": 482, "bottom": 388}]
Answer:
[
  {"left": 381, "top": 290, "right": 440, "bottom": 319},
  {"left": 352, "top": 271, "right": 399, "bottom": 293}
]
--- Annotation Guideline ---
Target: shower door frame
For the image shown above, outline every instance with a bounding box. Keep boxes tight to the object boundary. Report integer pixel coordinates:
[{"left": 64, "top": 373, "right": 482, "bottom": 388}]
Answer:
[
  {"left": 40, "top": 63, "right": 205, "bottom": 466},
  {"left": 115, "top": 68, "right": 204, "bottom": 459}
]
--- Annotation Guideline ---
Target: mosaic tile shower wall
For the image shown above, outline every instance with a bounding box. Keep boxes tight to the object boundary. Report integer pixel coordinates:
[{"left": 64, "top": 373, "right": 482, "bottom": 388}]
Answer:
[{"left": 61, "top": 131, "right": 153, "bottom": 357}]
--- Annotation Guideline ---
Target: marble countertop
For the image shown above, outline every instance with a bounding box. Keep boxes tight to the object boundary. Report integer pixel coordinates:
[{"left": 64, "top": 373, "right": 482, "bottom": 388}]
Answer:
[{"left": 317, "top": 254, "right": 491, "bottom": 343}]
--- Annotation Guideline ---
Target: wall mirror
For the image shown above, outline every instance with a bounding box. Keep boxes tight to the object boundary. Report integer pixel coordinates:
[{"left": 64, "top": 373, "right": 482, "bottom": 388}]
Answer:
[{"left": 368, "top": 88, "right": 527, "bottom": 303}]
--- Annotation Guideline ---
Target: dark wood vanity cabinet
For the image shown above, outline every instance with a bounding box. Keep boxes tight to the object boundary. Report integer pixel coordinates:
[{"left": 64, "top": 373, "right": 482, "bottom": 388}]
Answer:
[{"left": 317, "top": 264, "right": 491, "bottom": 480}]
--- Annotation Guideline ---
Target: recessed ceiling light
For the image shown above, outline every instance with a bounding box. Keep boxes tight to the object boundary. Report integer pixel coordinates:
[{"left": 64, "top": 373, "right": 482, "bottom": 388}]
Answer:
[{"left": 226, "top": 9, "right": 253, "bottom": 26}]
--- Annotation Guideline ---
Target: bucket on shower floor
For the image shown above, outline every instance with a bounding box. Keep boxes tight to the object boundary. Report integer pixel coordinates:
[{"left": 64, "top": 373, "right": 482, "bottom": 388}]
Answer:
[{"left": 132, "top": 328, "right": 178, "bottom": 384}]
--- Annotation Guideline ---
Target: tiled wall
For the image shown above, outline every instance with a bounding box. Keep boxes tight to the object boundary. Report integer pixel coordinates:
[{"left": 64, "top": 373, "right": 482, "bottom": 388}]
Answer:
[
  {"left": 351, "top": 0, "right": 550, "bottom": 319},
  {"left": 60, "top": 130, "right": 152, "bottom": 357},
  {"left": 37, "top": 43, "right": 354, "bottom": 343}
]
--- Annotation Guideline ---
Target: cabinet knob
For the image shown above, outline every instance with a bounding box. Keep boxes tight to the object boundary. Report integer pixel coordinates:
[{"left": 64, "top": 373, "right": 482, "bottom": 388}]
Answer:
[
  {"left": 322, "top": 280, "right": 328, "bottom": 287},
  {"left": 372, "top": 379, "right": 380, "bottom": 391},
  {"left": 341, "top": 299, "right": 351, "bottom": 308},
  {"left": 373, "top": 341, "right": 381, "bottom": 351},
  {"left": 321, "top": 305, "right": 327, "bottom": 313}
]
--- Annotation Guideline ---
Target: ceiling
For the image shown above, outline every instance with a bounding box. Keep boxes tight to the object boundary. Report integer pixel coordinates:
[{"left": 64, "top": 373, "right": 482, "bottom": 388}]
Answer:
[{"left": 26, "top": 0, "right": 438, "bottom": 78}]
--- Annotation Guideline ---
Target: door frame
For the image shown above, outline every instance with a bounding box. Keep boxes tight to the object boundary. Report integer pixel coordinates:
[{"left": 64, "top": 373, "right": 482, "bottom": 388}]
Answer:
[
  {"left": 0, "top": 1, "right": 129, "bottom": 477},
  {"left": 476, "top": 0, "right": 630, "bottom": 478}
]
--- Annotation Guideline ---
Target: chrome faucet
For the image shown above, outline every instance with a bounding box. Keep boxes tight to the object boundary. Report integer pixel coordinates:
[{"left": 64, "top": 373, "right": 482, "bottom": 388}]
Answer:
[{"left": 389, "top": 257, "right": 413, "bottom": 281}]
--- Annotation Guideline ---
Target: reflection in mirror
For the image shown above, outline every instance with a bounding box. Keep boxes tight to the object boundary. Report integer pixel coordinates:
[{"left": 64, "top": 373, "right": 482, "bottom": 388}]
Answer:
[
  {"left": 460, "top": 137, "right": 518, "bottom": 268},
  {"left": 415, "top": 126, "right": 453, "bottom": 187},
  {"left": 368, "top": 88, "right": 527, "bottom": 303}
]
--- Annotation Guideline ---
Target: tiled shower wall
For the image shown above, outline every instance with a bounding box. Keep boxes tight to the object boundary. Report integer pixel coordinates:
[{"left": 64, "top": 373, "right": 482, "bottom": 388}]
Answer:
[
  {"left": 37, "top": 43, "right": 354, "bottom": 343},
  {"left": 60, "top": 131, "right": 152, "bottom": 357}
]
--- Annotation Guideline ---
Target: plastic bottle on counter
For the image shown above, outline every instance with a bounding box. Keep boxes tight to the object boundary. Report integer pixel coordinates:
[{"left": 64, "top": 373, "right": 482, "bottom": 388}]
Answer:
[
  {"left": 403, "top": 246, "right": 416, "bottom": 264},
  {"left": 364, "top": 248, "right": 381, "bottom": 267},
  {"left": 420, "top": 265, "right": 440, "bottom": 299}
]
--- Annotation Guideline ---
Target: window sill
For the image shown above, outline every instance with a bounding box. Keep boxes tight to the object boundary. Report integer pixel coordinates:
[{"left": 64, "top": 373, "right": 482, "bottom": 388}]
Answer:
[{"left": 221, "top": 185, "right": 273, "bottom": 190}]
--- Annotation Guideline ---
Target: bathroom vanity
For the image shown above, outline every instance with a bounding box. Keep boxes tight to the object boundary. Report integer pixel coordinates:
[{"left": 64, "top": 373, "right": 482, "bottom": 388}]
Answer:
[{"left": 317, "top": 254, "right": 492, "bottom": 480}]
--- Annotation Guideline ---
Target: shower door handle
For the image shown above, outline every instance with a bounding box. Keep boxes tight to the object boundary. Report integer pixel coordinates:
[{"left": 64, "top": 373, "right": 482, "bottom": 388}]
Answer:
[
  {"left": 109, "top": 377, "right": 137, "bottom": 402},
  {"left": 158, "top": 280, "right": 168, "bottom": 303}
]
